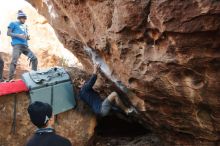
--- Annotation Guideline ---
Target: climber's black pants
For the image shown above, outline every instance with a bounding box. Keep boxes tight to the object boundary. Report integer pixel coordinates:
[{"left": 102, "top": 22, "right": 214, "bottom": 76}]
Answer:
[{"left": 0, "top": 56, "right": 4, "bottom": 80}]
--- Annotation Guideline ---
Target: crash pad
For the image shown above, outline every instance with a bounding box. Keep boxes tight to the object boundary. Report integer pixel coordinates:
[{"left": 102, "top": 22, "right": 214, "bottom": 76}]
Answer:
[{"left": 0, "top": 80, "right": 29, "bottom": 96}]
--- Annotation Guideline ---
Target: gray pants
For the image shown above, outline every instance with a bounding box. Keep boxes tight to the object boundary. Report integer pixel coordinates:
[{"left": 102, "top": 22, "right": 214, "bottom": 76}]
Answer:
[
  {"left": 100, "top": 98, "right": 112, "bottom": 117},
  {"left": 0, "top": 56, "right": 4, "bottom": 80},
  {"left": 9, "top": 45, "right": 38, "bottom": 80}
]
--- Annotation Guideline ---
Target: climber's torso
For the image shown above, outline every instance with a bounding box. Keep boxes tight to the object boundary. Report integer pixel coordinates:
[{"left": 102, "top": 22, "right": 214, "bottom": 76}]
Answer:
[{"left": 79, "top": 74, "right": 103, "bottom": 114}]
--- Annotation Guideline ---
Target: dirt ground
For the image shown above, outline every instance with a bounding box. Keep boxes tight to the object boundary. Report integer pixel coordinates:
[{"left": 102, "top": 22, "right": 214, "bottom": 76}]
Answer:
[
  {"left": 89, "top": 115, "right": 163, "bottom": 146},
  {"left": 91, "top": 135, "right": 163, "bottom": 146}
]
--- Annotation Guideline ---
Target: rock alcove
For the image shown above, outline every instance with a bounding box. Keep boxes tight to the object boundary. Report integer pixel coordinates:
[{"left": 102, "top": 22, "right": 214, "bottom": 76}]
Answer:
[{"left": 0, "top": 0, "right": 220, "bottom": 146}]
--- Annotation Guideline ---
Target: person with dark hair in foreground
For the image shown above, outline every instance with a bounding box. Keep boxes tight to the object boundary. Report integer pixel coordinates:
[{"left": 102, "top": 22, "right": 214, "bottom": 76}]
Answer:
[
  {"left": 26, "top": 101, "right": 72, "bottom": 146},
  {"left": 79, "top": 64, "right": 134, "bottom": 117}
]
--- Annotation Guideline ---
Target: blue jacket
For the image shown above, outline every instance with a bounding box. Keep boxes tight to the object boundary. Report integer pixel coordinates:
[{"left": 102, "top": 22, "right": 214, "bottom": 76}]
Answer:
[{"left": 79, "top": 74, "right": 102, "bottom": 114}]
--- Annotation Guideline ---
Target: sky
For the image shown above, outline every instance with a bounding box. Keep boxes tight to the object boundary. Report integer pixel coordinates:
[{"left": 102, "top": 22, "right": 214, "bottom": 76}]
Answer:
[
  {"left": 0, "top": 0, "right": 27, "bottom": 18},
  {"left": 0, "top": 0, "right": 34, "bottom": 21},
  {"left": 0, "top": 0, "right": 81, "bottom": 67},
  {"left": 0, "top": 0, "right": 28, "bottom": 49}
]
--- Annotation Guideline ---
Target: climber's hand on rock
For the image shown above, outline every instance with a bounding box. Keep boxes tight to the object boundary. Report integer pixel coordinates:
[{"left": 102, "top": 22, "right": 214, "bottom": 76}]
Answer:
[{"left": 93, "top": 64, "right": 101, "bottom": 74}]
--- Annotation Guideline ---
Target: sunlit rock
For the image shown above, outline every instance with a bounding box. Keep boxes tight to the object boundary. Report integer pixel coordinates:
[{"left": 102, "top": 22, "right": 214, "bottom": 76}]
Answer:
[{"left": 27, "top": 0, "right": 220, "bottom": 145}]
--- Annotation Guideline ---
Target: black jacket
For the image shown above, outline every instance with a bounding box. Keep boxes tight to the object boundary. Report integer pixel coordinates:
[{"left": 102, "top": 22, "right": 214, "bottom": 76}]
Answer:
[
  {"left": 79, "top": 74, "right": 103, "bottom": 114},
  {"left": 26, "top": 129, "right": 72, "bottom": 146}
]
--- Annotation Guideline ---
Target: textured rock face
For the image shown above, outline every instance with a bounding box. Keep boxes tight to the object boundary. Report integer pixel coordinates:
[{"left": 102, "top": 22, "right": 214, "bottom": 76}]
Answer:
[
  {"left": 0, "top": 68, "right": 96, "bottom": 146},
  {"left": 28, "top": 0, "right": 220, "bottom": 145}
]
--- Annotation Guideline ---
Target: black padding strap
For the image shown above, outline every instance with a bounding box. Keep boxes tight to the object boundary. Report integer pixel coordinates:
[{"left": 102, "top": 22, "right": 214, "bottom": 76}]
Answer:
[{"left": 11, "top": 94, "right": 17, "bottom": 134}]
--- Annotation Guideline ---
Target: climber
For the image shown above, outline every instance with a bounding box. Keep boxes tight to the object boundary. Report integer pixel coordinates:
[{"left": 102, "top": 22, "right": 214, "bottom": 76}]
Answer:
[
  {"left": 26, "top": 101, "right": 72, "bottom": 146},
  {"left": 0, "top": 30, "right": 4, "bottom": 82},
  {"left": 7, "top": 10, "right": 38, "bottom": 81},
  {"left": 79, "top": 64, "right": 134, "bottom": 117}
]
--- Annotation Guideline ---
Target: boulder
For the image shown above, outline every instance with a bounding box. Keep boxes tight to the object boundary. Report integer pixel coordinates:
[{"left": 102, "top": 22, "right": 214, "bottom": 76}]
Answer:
[{"left": 26, "top": 0, "right": 220, "bottom": 145}]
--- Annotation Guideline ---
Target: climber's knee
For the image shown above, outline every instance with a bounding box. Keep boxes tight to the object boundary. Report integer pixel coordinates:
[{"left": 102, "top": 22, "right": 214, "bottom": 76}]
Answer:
[
  {"left": 31, "top": 56, "right": 38, "bottom": 63},
  {"left": 100, "top": 98, "right": 112, "bottom": 117}
]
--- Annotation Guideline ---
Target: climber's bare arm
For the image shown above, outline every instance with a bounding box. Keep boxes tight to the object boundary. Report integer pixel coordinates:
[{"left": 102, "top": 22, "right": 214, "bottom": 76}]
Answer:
[
  {"left": 93, "top": 64, "right": 101, "bottom": 74},
  {"left": 83, "top": 64, "right": 101, "bottom": 90}
]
